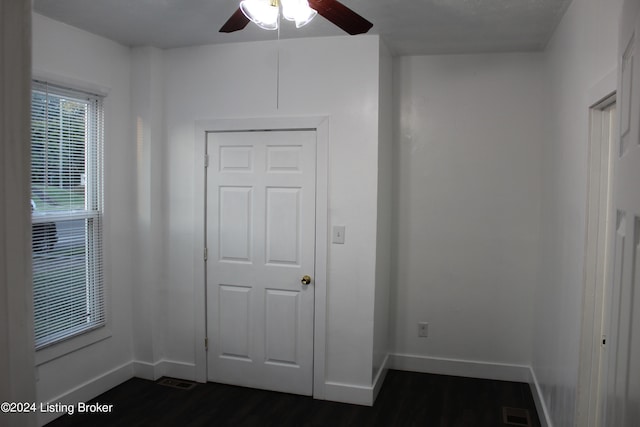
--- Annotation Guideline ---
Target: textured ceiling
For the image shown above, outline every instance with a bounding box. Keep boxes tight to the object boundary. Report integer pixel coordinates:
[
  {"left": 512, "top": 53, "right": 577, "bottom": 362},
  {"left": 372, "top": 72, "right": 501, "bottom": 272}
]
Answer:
[{"left": 33, "top": 0, "right": 573, "bottom": 55}]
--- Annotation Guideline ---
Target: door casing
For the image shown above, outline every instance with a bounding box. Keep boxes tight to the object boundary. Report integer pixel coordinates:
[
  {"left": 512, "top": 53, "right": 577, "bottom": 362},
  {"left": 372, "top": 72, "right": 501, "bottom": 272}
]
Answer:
[
  {"left": 193, "top": 116, "right": 329, "bottom": 399},
  {"left": 576, "top": 69, "right": 617, "bottom": 427}
]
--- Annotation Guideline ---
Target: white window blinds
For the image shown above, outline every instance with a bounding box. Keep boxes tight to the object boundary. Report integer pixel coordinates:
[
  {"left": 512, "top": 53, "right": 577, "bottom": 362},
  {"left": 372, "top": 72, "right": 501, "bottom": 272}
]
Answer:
[{"left": 31, "top": 81, "right": 105, "bottom": 350}]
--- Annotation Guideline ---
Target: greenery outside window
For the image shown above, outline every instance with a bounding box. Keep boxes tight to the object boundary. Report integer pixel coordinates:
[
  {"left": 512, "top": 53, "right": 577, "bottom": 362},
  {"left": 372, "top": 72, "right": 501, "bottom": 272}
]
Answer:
[{"left": 31, "top": 81, "right": 105, "bottom": 350}]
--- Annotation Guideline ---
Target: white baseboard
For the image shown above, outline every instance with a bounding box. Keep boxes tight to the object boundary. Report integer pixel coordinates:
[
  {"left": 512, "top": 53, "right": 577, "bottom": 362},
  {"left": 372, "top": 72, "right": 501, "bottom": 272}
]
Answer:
[
  {"left": 323, "top": 353, "right": 390, "bottom": 406},
  {"left": 34, "top": 354, "right": 550, "bottom": 425},
  {"left": 389, "top": 353, "right": 531, "bottom": 383},
  {"left": 324, "top": 381, "right": 376, "bottom": 406},
  {"left": 527, "top": 367, "right": 553, "bottom": 427},
  {"left": 37, "top": 361, "right": 133, "bottom": 426},
  {"left": 389, "top": 353, "right": 553, "bottom": 427},
  {"left": 37, "top": 359, "right": 199, "bottom": 426},
  {"left": 161, "top": 360, "right": 198, "bottom": 381},
  {"left": 132, "top": 360, "right": 159, "bottom": 380},
  {"left": 372, "top": 353, "right": 389, "bottom": 403},
  {"left": 133, "top": 359, "right": 198, "bottom": 382}
]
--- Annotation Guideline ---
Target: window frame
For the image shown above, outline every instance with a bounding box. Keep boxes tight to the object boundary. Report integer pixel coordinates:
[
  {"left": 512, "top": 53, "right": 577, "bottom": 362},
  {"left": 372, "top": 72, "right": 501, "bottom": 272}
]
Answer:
[{"left": 31, "top": 80, "right": 111, "bottom": 364}]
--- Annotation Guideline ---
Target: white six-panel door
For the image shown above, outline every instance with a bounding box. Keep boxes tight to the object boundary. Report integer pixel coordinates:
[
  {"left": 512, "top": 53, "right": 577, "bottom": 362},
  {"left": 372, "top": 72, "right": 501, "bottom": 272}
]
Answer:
[
  {"left": 206, "top": 130, "right": 316, "bottom": 395},
  {"left": 602, "top": 4, "right": 640, "bottom": 425}
]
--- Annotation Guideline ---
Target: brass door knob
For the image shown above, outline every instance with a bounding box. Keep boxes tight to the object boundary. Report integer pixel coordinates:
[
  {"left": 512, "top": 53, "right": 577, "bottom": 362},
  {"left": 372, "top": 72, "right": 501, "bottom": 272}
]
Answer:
[{"left": 301, "top": 275, "right": 312, "bottom": 285}]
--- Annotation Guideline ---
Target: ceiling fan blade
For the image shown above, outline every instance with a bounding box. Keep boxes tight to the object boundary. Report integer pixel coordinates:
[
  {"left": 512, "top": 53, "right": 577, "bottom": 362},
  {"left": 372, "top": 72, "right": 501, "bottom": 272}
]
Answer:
[
  {"left": 219, "top": 7, "right": 250, "bottom": 33},
  {"left": 308, "top": 0, "right": 373, "bottom": 35}
]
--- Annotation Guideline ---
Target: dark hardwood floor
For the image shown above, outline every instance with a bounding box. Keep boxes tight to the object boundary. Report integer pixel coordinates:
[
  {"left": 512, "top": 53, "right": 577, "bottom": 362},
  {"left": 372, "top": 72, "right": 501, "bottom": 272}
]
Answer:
[{"left": 47, "top": 370, "right": 540, "bottom": 426}]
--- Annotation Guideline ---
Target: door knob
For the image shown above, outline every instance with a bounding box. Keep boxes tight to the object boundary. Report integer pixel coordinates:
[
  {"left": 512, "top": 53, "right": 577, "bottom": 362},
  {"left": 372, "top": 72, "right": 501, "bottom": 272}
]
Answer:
[{"left": 301, "top": 275, "right": 312, "bottom": 285}]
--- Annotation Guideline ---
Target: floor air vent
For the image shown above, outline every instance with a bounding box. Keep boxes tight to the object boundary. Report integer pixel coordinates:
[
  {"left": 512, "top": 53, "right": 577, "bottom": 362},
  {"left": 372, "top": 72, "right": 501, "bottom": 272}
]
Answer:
[
  {"left": 502, "top": 407, "right": 531, "bottom": 426},
  {"left": 156, "top": 377, "right": 197, "bottom": 390}
]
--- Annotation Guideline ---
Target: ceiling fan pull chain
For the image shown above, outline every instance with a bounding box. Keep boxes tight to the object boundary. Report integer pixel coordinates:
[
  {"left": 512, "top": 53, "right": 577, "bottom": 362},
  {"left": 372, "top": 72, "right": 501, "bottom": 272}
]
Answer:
[{"left": 276, "top": 15, "right": 281, "bottom": 110}]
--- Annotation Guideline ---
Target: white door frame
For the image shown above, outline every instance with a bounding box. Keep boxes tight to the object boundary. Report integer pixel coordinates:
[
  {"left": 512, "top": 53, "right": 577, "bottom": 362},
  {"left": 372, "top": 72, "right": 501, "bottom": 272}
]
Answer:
[
  {"left": 576, "top": 69, "right": 617, "bottom": 427},
  {"left": 193, "top": 116, "right": 329, "bottom": 400}
]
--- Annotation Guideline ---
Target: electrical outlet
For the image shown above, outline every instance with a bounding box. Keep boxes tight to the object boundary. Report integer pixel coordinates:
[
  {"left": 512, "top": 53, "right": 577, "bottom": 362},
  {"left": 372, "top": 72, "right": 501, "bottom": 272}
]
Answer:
[{"left": 418, "top": 322, "right": 429, "bottom": 338}]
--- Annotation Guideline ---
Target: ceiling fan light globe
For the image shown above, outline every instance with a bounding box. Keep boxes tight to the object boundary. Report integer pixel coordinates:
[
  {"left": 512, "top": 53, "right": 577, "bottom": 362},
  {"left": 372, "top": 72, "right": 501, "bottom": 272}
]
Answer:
[
  {"left": 280, "top": 0, "right": 296, "bottom": 21},
  {"left": 294, "top": 7, "right": 317, "bottom": 28},
  {"left": 280, "top": 0, "right": 317, "bottom": 27},
  {"left": 240, "top": 0, "right": 279, "bottom": 30},
  {"left": 254, "top": 19, "right": 279, "bottom": 30}
]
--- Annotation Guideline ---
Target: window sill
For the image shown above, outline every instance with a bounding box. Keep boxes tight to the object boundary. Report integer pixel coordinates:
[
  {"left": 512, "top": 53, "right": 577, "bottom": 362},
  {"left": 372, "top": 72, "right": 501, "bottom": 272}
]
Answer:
[{"left": 35, "top": 326, "right": 112, "bottom": 366}]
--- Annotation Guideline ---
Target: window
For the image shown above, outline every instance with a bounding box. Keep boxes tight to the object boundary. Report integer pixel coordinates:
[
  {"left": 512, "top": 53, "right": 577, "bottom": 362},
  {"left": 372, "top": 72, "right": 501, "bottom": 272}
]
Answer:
[{"left": 31, "top": 81, "right": 104, "bottom": 350}]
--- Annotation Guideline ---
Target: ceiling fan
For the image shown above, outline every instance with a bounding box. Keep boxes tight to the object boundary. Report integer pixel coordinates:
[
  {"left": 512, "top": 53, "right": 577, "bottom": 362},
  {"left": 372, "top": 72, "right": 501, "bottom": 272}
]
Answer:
[{"left": 220, "top": 0, "right": 373, "bottom": 35}]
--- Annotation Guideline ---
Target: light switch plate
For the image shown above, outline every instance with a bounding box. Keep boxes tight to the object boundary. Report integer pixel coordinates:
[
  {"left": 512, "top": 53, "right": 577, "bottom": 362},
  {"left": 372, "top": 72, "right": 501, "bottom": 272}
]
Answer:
[{"left": 332, "top": 225, "right": 346, "bottom": 244}]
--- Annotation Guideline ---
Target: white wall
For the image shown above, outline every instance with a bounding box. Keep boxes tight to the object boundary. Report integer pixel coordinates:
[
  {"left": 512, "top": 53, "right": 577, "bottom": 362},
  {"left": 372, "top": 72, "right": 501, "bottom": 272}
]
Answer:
[
  {"left": 534, "top": 0, "right": 623, "bottom": 425},
  {"left": 130, "top": 46, "right": 167, "bottom": 376},
  {"left": 0, "top": 2, "right": 37, "bottom": 426},
  {"left": 373, "top": 40, "right": 393, "bottom": 384},
  {"left": 32, "top": 14, "right": 135, "bottom": 425},
  {"left": 156, "top": 35, "right": 386, "bottom": 396},
  {"left": 391, "top": 53, "right": 544, "bottom": 371}
]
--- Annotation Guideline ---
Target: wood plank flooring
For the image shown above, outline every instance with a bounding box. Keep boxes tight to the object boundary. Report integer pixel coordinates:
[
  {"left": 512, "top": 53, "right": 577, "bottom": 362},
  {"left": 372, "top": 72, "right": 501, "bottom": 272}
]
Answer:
[{"left": 46, "top": 370, "right": 541, "bottom": 426}]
